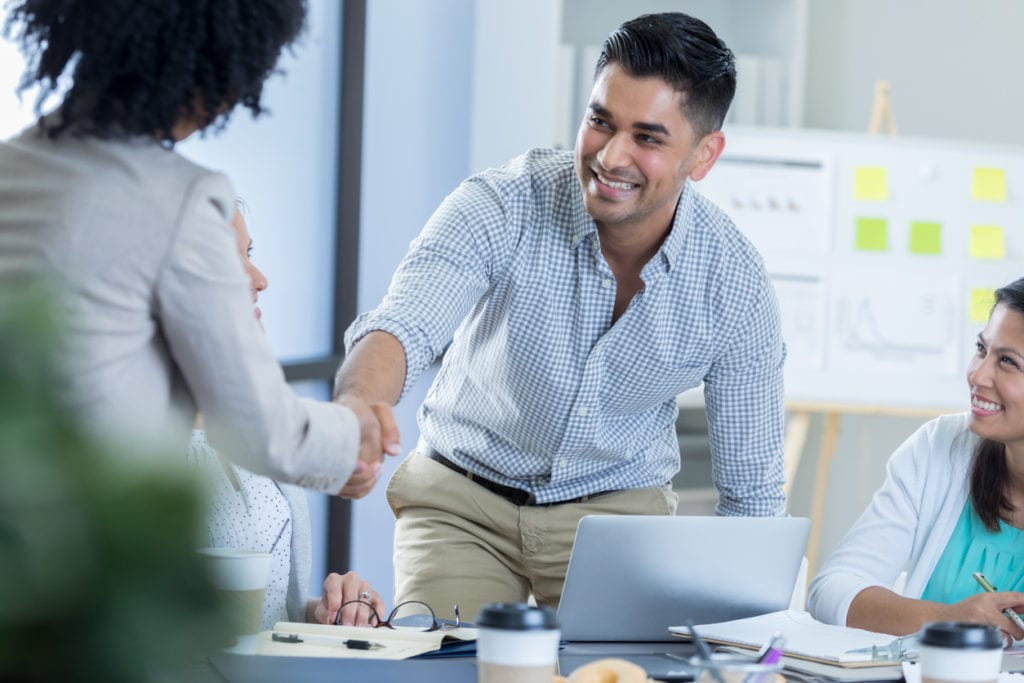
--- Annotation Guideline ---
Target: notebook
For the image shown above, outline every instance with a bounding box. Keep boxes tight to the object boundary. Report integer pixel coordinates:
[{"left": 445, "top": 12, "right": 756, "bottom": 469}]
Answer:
[
  {"left": 557, "top": 515, "right": 811, "bottom": 642},
  {"left": 669, "top": 610, "right": 903, "bottom": 667}
]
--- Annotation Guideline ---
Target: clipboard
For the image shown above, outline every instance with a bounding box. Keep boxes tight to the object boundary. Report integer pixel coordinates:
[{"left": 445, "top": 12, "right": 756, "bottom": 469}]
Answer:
[{"left": 670, "top": 610, "right": 908, "bottom": 669}]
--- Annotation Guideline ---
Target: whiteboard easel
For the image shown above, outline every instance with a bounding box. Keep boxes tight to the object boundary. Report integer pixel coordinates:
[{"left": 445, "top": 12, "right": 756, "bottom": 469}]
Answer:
[{"left": 785, "top": 402, "right": 956, "bottom": 578}]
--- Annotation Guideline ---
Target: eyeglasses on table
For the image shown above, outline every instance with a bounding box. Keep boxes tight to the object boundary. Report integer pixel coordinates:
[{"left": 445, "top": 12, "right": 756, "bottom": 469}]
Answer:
[{"left": 333, "top": 599, "right": 461, "bottom": 632}]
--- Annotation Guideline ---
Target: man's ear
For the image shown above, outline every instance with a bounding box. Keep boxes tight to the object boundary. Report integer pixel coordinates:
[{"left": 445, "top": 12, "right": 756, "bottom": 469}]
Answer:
[{"left": 688, "top": 131, "right": 726, "bottom": 182}]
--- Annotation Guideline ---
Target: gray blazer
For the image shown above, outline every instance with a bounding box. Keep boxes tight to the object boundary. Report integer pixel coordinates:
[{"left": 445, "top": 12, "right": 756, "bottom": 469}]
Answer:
[{"left": 0, "top": 124, "right": 357, "bottom": 493}]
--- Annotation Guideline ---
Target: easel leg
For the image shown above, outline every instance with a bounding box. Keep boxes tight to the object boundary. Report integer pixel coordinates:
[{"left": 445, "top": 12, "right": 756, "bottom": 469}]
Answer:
[
  {"left": 783, "top": 411, "right": 811, "bottom": 499},
  {"left": 805, "top": 412, "right": 842, "bottom": 579}
]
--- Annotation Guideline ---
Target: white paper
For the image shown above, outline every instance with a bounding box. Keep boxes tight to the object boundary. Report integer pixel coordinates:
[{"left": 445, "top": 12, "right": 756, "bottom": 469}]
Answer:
[{"left": 671, "top": 610, "right": 897, "bottom": 664}]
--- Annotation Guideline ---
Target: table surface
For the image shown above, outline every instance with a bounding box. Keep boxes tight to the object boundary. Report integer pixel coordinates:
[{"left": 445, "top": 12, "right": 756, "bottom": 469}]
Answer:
[{"left": 211, "top": 640, "right": 701, "bottom": 683}]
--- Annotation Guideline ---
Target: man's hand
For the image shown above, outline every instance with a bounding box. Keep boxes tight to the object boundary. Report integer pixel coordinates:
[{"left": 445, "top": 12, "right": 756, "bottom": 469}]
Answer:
[
  {"left": 335, "top": 394, "right": 401, "bottom": 498},
  {"left": 309, "top": 571, "right": 386, "bottom": 626}
]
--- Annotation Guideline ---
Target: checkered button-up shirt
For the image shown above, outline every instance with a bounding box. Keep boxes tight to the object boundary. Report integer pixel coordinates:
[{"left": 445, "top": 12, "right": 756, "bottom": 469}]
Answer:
[{"left": 346, "top": 149, "right": 786, "bottom": 512}]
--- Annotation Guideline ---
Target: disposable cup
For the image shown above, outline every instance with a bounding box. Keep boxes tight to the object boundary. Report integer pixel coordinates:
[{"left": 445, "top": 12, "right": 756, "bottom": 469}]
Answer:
[
  {"left": 197, "top": 548, "right": 271, "bottom": 655},
  {"left": 476, "top": 603, "right": 560, "bottom": 683},
  {"left": 920, "top": 622, "right": 1003, "bottom": 683}
]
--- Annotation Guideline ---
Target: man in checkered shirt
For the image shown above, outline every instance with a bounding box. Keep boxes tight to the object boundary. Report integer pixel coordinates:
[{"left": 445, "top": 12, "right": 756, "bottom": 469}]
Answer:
[{"left": 336, "top": 12, "right": 786, "bottom": 621}]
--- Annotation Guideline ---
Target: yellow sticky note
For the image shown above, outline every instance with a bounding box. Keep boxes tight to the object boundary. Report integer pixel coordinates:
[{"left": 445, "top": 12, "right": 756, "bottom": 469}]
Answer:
[
  {"left": 969, "top": 288, "right": 997, "bottom": 322},
  {"left": 855, "top": 217, "right": 888, "bottom": 251},
  {"left": 972, "top": 167, "right": 1007, "bottom": 202},
  {"left": 969, "top": 225, "right": 1006, "bottom": 259},
  {"left": 909, "top": 221, "right": 942, "bottom": 255},
  {"left": 854, "top": 167, "right": 889, "bottom": 201}
]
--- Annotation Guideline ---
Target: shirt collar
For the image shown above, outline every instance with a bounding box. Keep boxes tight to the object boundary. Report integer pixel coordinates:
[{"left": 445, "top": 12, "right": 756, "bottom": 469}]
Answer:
[
  {"left": 568, "top": 175, "right": 695, "bottom": 270},
  {"left": 569, "top": 178, "right": 598, "bottom": 249},
  {"left": 658, "top": 179, "right": 695, "bottom": 272}
]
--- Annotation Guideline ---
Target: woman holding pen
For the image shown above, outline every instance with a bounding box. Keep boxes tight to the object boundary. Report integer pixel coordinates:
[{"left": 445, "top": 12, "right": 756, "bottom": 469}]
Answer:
[{"left": 808, "top": 277, "right": 1024, "bottom": 644}]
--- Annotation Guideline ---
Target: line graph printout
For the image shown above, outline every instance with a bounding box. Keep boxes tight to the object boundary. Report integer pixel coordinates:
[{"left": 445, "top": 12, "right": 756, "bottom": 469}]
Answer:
[
  {"left": 770, "top": 273, "right": 826, "bottom": 372},
  {"left": 830, "top": 272, "right": 961, "bottom": 376}
]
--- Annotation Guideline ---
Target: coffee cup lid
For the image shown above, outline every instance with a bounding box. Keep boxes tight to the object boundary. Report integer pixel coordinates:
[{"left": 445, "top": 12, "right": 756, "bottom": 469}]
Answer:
[
  {"left": 476, "top": 602, "right": 558, "bottom": 631},
  {"left": 920, "top": 622, "right": 1003, "bottom": 649}
]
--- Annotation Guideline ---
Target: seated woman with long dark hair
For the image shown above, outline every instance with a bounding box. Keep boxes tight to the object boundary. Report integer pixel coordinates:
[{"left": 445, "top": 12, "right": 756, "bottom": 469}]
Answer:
[{"left": 809, "top": 277, "right": 1024, "bottom": 645}]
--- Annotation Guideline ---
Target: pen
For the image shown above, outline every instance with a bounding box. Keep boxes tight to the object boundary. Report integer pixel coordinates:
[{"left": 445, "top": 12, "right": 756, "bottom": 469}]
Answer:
[
  {"left": 271, "top": 632, "right": 385, "bottom": 650},
  {"left": 755, "top": 631, "right": 784, "bottom": 664},
  {"left": 972, "top": 571, "right": 1024, "bottom": 633},
  {"left": 686, "top": 622, "right": 727, "bottom": 683}
]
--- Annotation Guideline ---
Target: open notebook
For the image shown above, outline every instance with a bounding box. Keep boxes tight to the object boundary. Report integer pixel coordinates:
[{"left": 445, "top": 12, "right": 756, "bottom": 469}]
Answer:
[
  {"left": 670, "top": 610, "right": 903, "bottom": 668},
  {"left": 255, "top": 621, "right": 478, "bottom": 660}
]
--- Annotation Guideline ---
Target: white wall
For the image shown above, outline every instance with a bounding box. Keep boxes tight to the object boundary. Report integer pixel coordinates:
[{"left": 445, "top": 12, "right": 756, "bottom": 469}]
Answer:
[
  {"left": 804, "top": 0, "right": 1024, "bottom": 145},
  {"left": 0, "top": 21, "right": 38, "bottom": 137},
  {"left": 469, "top": 0, "right": 562, "bottom": 173}
]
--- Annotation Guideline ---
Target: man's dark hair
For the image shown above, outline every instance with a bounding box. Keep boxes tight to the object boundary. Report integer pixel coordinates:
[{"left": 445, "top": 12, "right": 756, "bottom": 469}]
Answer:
[
  {"left": 595, "top": 12, "right": 736, "bottom": 139},
  {"left": 970, "top": 276, "right": 1024, "bottom": 531},
  {"left": 4, "top": 0, "right": 306, "bottom": 144}
]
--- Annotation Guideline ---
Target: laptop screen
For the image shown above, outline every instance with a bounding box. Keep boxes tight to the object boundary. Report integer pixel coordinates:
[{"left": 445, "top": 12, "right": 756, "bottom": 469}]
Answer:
[{"left": 557, "top": 515, "right": 811, "bottom": 642}]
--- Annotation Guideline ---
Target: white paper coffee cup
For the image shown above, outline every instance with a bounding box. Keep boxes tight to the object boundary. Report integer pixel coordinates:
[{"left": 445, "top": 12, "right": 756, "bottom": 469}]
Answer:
[
  {"left": 476, "top": 603, "right": 560, "bottom": 683},
  {"left": 197, "top": 548, "right": 271, "bottom": 655},
  {"left": 919, "top": 622, "right": 1003, "bottom": 683}
]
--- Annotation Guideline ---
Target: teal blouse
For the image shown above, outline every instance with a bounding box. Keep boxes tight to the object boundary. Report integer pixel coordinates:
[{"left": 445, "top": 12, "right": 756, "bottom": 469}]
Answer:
[{"left": 922, "top": 501, "right": 1024, "bottom": 603}]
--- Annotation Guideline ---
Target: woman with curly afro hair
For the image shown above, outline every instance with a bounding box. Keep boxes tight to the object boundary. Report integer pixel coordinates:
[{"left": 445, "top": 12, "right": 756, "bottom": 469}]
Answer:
[{"left": 0, "top": 1, "right": 398, "bottom": 513}]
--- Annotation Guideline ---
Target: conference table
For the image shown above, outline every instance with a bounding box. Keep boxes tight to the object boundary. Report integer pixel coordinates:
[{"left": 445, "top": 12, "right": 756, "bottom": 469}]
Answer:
[{"left": 211, "top": 640, "right": 701, "bottom": 682}]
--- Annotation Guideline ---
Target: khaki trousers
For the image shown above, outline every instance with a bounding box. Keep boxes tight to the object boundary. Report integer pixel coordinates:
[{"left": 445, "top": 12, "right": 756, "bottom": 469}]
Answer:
[{"left": 385, "top": 451, "right": 678, "bottom": 622}]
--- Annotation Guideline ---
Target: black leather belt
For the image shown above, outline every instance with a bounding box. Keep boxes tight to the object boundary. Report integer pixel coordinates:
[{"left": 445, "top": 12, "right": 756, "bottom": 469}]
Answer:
[{"left": 423, "top": 450, "right": 612, "bottom": 506}]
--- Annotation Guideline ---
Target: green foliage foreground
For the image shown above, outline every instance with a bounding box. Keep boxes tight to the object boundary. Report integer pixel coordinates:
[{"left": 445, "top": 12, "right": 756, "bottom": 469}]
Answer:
[{"left": 0, "top": 283, "right": 232, "bottom": 682}]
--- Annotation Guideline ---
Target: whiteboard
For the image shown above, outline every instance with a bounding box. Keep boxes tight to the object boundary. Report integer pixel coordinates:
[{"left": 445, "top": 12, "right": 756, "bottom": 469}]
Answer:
[{"left": 695, "top": 126, "right": 1024, "bottom": 410}]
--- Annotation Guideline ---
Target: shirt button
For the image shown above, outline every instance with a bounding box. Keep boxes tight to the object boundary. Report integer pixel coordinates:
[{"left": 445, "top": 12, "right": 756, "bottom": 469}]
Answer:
[
  {"left": 601, "top": 279, "right": 613, "bottom": 289},
  {"left": 577, "top": 406, "right": 588, "bottom": 417},
  {"left": 560, "top": 458, "right": 568, "bottom": 468}
]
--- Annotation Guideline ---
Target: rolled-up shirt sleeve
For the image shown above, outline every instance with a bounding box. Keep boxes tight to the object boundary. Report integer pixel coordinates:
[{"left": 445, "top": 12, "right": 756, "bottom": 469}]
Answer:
[
  {"left": 156, "top": 173, "right": 359, "bottom": 493},
  {"left": 345, "top": 178, "right": 509, "bottom": 400}
]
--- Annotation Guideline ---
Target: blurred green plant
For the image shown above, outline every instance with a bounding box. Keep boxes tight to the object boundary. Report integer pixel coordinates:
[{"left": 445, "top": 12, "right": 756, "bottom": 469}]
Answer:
[{"left": 0, "top": 281, "right": 232, "bottom": 681}]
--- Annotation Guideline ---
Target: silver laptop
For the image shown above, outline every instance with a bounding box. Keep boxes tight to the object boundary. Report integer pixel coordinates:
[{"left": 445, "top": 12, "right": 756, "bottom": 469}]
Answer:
[{"left": 557, "top": 515, "right": 811, "bottom": 641}]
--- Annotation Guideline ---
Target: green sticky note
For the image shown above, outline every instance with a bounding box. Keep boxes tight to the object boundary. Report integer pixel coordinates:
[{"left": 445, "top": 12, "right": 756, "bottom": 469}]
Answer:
[
  {"left": 969, "top": 225, "right": 1006, "bottom": 259},
  {"left": 855, "top": 217, "right": 888, "bottom": 251},
  {"left": 909, "top": 221, "right": 942, "bottom": 255},
  {"left": 970, "top": 288, "right": 997, "bottom": 322},
  {"left": 972, "top": 167, "right": 1007, "bottom": 202},
  {"left": 854, "top": 167, "right": 889, "bottom": 201}
]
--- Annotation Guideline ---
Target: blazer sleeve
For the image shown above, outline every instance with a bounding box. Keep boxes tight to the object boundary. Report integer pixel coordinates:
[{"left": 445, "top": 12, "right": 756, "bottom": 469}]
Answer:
[{"left": 155, "top": 172, "right": 359, "bottom": 493}]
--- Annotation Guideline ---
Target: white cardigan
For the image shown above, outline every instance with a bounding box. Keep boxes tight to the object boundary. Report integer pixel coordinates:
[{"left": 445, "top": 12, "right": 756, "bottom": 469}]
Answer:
[{"left": 807, "top": 412, "right": 976, "bottom": 627}]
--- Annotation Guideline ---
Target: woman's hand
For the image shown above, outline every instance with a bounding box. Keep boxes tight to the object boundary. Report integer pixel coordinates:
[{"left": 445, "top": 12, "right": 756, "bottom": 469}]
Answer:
[
  {"left": 309, "top": 571, "right": 386, "bottom": 626},
  {"left": 848, "top": 586, "right": 1024, "bottom": 642},
  {"left": 941, "top": 591, "right": 1024, "bottom": 643}
]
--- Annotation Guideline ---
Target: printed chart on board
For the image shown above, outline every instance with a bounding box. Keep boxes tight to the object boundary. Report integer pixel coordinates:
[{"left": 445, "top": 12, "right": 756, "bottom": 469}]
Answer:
[{"left": 696, "top": 127, "right": 1024, "bottom": 410}]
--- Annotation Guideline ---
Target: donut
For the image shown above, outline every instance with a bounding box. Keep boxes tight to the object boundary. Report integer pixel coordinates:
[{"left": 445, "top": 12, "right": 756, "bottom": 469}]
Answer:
[{"left": 562, "top": 657, "right": 649, "bottom": 683}]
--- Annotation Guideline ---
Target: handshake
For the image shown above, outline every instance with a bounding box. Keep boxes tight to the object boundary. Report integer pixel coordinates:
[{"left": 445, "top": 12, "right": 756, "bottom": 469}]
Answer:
[{"left": 334, "top": 394, "right": 401, "bottom": 499}]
